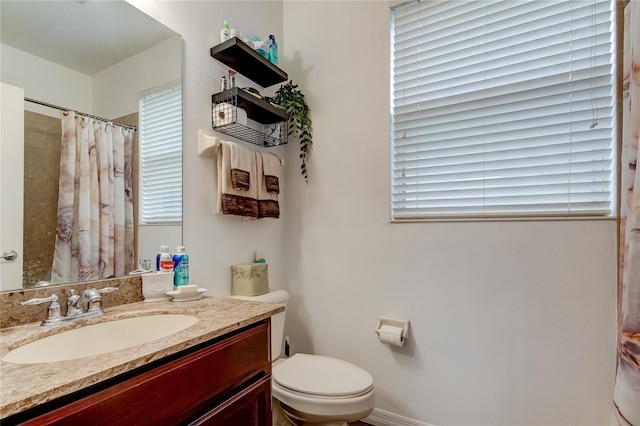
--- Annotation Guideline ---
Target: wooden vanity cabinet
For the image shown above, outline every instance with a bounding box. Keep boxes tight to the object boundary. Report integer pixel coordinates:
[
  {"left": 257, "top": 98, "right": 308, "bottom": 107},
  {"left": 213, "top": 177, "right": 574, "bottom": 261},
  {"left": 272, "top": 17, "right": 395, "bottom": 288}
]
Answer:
[{"left": 11, "top": 320, "right": 272, "bottom": 426}]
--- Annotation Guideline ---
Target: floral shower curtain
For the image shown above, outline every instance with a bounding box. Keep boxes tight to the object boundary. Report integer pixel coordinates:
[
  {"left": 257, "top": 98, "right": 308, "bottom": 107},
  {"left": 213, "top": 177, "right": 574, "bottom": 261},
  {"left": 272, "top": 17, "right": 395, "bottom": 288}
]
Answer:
[
  {"left": 50, "top": 111, "right": 134, "bottom": 283},
  {"left": 614, "top": 1, "right": 640, "bottom": 424}
]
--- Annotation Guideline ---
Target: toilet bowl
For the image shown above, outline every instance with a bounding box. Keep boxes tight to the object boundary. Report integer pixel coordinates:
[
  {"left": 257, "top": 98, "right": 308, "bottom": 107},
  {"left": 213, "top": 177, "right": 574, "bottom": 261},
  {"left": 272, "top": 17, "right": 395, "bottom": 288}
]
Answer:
[{"left": 230, "top": 290, "right": 375, "bottom": 426}]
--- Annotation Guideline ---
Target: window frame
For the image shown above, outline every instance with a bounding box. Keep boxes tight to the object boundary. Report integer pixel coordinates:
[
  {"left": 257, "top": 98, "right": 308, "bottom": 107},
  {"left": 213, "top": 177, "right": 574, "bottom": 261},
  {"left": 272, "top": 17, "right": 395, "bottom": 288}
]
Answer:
[
  {"left": 138, "top": 80, "right": 183, "bottom": 225},
  {"left": 389, "top": 0, "right": 618, "bottom": 222}
]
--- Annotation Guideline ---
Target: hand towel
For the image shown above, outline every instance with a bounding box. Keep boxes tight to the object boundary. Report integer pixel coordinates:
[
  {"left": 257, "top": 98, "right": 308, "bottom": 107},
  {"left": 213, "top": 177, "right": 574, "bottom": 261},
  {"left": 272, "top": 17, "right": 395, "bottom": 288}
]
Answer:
[
  {"left": 230, "top": 142, "right": 254, "bottom": 191},
  {"left": 217, "top": 141, "right": 258, "bottom": 218},
  {"left": 256, "top": 151, "right": 280, "bottom": 219},
  {"left": 261, "top": 152, "right": 281, "bottom": 194}
]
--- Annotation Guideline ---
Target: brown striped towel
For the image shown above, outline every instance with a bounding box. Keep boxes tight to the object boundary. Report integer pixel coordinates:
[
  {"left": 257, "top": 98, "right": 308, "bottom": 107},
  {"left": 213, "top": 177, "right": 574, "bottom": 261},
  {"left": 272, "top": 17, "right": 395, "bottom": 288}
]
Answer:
[
  {"left": 256, "top": 151, "right": 280, "bottom": 219},
  {"left": 261, "top": 152, "right": 281, "bottom": 194},
  {"left": 217, "top": 141, "right": 258, "bottom": 218},
  {"left": 229, "top": 142, "right": 254, "bottom": 191}
]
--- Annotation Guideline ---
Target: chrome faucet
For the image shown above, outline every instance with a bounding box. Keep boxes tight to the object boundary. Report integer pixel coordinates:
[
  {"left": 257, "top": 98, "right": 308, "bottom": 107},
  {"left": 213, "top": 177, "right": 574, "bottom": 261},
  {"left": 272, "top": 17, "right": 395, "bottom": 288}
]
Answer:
[{"left": 22, "top": 287, "right": 118, "bottom": 326}]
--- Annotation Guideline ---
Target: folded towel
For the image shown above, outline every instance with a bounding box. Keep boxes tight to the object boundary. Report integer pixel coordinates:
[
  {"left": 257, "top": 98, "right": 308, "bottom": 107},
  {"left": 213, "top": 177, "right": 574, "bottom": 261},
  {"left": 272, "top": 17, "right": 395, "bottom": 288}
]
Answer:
[
  {"left": 261, "top": 152, "right": 281, "bottom": 194},
  {"left": 256, "top": 151, "right": 280, "bottom": 219},
  {"left": 230, "top": 142, "right": 254, "bottom": 191},
  {"left": 217, "top": 141, "right": 258, "bottom": 218}
]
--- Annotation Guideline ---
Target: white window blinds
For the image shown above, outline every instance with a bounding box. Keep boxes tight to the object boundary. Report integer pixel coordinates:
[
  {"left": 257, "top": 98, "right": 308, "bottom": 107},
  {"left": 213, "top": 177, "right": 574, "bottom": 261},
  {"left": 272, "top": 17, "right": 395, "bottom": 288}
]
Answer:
[
  {"left": 391, "top": 0, "right": 616, "bottom": 219},
  {"left": 139, "top": 84, "right": 182, "bottom": 223}
]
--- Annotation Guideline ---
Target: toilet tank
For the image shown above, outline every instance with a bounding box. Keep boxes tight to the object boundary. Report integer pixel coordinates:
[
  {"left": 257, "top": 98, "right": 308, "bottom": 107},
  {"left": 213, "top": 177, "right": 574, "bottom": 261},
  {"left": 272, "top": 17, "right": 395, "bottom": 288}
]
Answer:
[{"left": 229, "top": 289, "right": 289, "bottom": 360}]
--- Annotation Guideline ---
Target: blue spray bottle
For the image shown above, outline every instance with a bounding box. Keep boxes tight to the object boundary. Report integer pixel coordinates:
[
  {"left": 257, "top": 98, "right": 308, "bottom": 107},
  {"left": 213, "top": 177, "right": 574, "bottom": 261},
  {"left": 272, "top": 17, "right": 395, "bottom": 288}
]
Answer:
[
  {"left": 173, "top": 246, "right": 189, "bottom": 286},
  {"left": 268, "top": 35, "right": 278, "bottom": 65}
]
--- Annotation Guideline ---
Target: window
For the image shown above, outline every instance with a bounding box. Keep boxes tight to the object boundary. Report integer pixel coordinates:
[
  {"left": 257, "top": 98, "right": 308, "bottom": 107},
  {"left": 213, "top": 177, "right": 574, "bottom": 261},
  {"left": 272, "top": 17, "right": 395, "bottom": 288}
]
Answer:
[
  {"left": 139, "top": 83, "right": 182, "bottom": 223},
  {"left": 391, "top": 0, "right": 616, "bottom": 220}
]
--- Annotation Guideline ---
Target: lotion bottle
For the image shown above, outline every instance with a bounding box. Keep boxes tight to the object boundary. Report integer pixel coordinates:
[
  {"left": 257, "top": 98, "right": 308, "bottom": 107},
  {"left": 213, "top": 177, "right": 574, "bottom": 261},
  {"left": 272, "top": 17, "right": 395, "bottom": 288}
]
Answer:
[
  {"left": 220, "top": 21, "right": 230, "bottom": 43},
  {"left": 157, "top": 245, "right": 174, "bottom": 272}
]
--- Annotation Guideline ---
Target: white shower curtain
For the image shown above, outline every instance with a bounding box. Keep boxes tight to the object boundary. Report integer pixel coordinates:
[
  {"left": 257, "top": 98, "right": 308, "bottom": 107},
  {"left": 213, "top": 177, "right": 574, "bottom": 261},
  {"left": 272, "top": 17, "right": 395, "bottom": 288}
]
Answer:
[
  {"left": 614, "top": 1, "right": 640, "bottom": 424},
  {"left": 51, "top": 111, "right": 134, "bottom": 283}
]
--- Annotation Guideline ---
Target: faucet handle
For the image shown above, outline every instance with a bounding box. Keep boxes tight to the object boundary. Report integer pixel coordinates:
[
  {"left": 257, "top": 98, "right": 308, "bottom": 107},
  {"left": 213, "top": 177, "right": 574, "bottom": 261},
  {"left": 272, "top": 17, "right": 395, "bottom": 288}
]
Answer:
[
  {"left": 21, "top": 294, "right": 58, "bottom": 306},
  {"left": 98, "top": 287, "right": 118, "bottom": 294},
  {"left": 21, "top": 294, "right": 62, "bottom": 322},
  {"left": 66, "top": 289, "right": 83, "bottom": 316}
]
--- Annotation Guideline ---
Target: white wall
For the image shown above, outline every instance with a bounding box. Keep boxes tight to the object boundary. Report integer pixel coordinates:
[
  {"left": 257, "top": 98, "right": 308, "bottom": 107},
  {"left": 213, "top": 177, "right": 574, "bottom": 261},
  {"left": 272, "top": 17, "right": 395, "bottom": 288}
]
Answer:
[
  {"left": 128, "top": 1, "right": 617, "bottom": 425},
  {"left": 281, "top": 2, "right": 617, "bottom": 425},
  {"left": 1, "top": 43, "right": 92, "bottom": 116},
  {"left": 127, "top": 0, "right": 287, "bottom": 295},
  {"left": 92, "top": 35, "right": 181, "bottom": 119}
]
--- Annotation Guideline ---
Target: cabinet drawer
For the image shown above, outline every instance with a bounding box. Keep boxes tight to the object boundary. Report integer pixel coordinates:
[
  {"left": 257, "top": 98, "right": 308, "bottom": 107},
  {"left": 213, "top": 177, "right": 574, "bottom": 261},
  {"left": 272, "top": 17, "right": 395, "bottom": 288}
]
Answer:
[{"left": 21, "top": 321, "right": 270, "bottom": 425}]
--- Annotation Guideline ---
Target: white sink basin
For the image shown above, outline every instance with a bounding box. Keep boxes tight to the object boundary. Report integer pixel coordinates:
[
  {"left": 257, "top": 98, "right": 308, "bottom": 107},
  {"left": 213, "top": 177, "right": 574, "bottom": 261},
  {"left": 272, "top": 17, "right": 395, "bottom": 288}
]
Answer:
[{"left": 2, "top": 314, "right": 198, "bottom": 364}]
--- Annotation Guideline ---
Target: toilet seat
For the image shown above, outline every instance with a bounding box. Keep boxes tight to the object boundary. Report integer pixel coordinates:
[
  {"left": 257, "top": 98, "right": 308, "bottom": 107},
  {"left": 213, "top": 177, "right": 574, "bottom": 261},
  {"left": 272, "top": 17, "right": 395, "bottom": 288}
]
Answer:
[
  {"left": 272, "top": 353, "right": 375, "bottom": 423},
  {"left": 273, "top": 380, "right": 375, "bottom": 424},
  {"left": 273, "top": 353, "right": 374, "bottom": 398}
]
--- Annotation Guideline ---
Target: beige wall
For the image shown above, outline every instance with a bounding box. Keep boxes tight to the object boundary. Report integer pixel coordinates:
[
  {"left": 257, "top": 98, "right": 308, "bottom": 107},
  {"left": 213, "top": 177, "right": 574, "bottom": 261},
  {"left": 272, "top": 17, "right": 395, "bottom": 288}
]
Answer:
[
  {"left": 129, "top": 0, "right": 287, "bottom": 295},
  {"left": 22, "top": 111, "right": 60, "bottom": 286},
  {"left": 281, "top": 2, "right": 617, "bottom": 425}
]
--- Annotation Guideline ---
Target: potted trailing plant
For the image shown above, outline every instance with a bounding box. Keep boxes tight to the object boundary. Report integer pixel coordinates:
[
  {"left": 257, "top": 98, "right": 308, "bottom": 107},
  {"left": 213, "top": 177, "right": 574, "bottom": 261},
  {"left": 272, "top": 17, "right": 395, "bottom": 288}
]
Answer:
[{"left": 274, "top": 80, "right": 312, "bottom": 181}]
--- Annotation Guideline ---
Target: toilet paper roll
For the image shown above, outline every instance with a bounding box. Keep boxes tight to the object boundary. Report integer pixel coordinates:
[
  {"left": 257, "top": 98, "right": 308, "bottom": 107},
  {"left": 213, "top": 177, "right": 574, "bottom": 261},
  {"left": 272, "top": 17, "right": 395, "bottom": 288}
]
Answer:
[
  {"left": 213, "top": 103, "right": 248, "bottom": 127},
  {"left": 377, "top": 324, "right": 405, "bottom": 347}
]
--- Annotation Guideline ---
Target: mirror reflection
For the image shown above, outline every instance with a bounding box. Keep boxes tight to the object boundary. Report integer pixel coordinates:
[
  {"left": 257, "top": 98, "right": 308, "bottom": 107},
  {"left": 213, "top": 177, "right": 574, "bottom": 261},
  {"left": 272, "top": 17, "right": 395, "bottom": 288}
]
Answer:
[{"left": 0, "top": 0, "right": 183, "bottom": 291}]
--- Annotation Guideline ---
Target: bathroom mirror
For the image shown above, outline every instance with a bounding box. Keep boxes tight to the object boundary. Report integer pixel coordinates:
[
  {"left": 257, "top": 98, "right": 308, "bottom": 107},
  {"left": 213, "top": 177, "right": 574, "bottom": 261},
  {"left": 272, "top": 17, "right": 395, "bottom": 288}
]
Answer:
[{"left": 0, "top": 1, "right": 183, "bottom": 291}]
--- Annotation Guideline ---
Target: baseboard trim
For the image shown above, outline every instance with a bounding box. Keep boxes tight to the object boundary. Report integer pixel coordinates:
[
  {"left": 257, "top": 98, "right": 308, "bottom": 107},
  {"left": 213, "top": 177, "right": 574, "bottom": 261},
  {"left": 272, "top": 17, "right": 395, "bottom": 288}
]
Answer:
[{"left": 364, "top": 408, "right": 433, "bottom": 426}]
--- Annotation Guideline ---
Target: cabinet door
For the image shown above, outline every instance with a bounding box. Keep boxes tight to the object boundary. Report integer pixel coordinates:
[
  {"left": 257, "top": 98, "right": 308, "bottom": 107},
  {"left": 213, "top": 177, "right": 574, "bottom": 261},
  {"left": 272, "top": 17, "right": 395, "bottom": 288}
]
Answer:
[{"left": 190, "top": 374, "right": 272, "bottom": 426}]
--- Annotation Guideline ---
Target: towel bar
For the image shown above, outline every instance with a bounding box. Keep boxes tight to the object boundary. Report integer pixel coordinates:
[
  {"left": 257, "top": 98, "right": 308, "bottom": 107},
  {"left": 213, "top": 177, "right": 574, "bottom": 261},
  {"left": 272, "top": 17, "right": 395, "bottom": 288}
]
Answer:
[{"left": 197, "top": 129, "right": 285, "bottom": 166}]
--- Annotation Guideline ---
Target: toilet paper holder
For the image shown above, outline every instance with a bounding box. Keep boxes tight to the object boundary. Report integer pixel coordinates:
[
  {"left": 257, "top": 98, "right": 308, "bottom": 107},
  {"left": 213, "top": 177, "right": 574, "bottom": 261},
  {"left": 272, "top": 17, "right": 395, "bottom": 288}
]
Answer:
[{"left": 374, "top": 316, "right": 410, "bottom": 345}]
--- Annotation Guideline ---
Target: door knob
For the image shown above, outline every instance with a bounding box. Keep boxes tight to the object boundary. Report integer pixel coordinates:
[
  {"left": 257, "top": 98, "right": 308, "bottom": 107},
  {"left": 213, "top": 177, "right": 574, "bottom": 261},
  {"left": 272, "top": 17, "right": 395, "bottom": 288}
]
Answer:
[{"left": 2, "top": 250, "right": 18, "bottom": 261}]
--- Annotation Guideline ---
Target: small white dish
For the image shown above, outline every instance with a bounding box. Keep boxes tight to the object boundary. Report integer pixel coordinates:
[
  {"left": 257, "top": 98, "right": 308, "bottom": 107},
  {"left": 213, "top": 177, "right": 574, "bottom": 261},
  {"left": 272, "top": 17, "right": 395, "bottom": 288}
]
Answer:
[
  {"left": 166, "top": 288, "right": 207, "bottom": 302},
  {"left": 129, "top": 268, "right": 154, "bottom": 276}
]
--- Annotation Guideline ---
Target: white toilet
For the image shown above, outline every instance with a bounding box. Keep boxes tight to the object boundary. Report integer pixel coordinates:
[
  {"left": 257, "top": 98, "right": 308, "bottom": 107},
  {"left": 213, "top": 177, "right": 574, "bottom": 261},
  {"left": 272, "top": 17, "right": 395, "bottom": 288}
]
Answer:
[{"left": 231, "top": 290, "right": 375, "bottom": 426}]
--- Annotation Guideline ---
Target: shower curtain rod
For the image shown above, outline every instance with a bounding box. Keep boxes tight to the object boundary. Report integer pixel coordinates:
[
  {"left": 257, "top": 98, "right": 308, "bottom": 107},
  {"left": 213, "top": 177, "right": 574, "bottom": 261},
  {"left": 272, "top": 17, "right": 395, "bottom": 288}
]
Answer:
[{"left": 24, "top": 97, "right": 137, "bottom": 130}]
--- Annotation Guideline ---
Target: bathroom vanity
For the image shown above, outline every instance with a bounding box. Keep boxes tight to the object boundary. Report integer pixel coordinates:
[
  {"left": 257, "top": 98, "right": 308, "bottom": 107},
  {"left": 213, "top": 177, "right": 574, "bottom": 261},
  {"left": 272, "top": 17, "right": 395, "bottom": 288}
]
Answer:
[{"left": 0, "top": 296, "right": 284, "bottom": 425}]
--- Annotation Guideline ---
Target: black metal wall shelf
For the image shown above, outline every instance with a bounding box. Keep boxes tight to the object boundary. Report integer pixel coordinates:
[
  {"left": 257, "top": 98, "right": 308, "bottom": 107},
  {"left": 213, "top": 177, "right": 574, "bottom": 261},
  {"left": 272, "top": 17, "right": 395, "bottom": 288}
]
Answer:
[
  {"left": 210, "top": 37, "right": 288, "bottom": 88},
  {"left": 212, "top": 88, "right": 289, "bottom": 147},
  {"left": 213, "top": 88, "right": 288, "bottom": 124}
]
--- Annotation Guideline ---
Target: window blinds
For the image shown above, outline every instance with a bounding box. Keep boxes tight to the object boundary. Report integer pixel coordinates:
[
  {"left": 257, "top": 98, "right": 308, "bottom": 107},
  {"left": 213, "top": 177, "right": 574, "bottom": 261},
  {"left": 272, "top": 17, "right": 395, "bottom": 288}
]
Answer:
[
  {"left": 391, "top": 0, "right": 616, "bottom": 219},
  {"left": 139, "top": 85, "right": 183, "bottom": 223}
]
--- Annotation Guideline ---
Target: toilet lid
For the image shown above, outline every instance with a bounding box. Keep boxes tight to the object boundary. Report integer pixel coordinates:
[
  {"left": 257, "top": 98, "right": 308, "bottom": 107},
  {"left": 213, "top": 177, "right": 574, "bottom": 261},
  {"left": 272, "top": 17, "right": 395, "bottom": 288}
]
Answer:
[{"left": 272, "top": 354, "right": 374, "bottom": 397}]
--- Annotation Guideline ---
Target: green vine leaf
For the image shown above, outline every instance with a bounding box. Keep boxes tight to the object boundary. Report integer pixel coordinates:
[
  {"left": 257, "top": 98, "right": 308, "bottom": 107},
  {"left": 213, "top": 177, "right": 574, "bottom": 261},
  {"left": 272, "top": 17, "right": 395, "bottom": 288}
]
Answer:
[{"left": 274, "top": 80, "right": 313, "bottom": 182}]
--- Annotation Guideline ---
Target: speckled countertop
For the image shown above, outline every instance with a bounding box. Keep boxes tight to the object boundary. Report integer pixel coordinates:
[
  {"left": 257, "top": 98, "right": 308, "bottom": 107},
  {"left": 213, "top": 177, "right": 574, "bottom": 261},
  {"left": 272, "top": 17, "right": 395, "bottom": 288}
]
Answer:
[{"left": 0, "top": 296, "right": 284, "bottom": 419}]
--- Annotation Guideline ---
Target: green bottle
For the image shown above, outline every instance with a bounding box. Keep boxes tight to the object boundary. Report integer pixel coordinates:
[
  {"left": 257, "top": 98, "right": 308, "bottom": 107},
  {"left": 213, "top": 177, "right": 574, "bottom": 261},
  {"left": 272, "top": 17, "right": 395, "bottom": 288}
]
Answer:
[{"left": 220, "top": 21, "right": 230, "bottom": 43}]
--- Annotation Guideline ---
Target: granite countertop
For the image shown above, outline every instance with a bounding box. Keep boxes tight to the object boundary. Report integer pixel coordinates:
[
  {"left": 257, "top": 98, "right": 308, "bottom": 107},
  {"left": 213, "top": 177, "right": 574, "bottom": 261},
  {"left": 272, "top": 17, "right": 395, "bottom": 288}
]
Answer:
[{"left": 0, "top": 296, "right": 284, "bottom": 419}]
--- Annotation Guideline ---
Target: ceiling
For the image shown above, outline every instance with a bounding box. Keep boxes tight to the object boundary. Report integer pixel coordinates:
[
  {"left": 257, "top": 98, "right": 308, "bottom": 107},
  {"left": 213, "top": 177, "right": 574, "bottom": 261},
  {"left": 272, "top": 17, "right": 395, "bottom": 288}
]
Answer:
[{"left": 0, "top": 0, "right": 177, "bottom": 75}]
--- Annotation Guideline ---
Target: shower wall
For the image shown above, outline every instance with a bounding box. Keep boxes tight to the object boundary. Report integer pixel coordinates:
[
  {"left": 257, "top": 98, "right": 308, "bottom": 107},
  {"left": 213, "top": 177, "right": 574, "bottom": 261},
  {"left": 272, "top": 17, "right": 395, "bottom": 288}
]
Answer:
[{"left": 23, "top": 111, "right": 60, "bottom": 287}]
